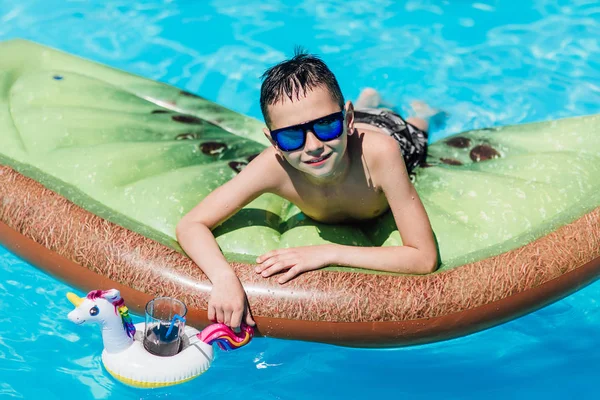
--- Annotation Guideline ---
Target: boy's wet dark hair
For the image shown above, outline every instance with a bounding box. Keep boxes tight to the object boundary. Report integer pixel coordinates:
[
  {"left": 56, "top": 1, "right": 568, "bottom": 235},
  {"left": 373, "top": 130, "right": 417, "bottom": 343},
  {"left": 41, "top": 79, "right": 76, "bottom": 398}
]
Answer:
[{"left": 260, "top": 49, "right": 345, "bottom": 127}]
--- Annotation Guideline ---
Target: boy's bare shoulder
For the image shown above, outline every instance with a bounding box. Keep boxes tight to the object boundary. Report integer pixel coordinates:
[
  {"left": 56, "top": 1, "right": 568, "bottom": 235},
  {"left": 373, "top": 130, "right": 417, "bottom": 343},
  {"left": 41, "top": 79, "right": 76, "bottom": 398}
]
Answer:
[
  {"left": 246, "top": 146, "right": 277, "bottom": 165},
  {"left": 354, "top": 130, "right": 408, "bottom": 185},
  {"left": 240, "top": 146, "right": 289, "bottom": 190},
  {"left": 247, "top": 146, "right": 284, "bottom": 170}
]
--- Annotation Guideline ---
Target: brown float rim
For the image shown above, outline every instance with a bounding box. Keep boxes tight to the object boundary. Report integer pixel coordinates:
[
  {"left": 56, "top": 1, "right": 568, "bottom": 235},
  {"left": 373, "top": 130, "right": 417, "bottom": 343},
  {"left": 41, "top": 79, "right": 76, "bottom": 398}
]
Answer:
[
  {"left": 2, "top": 164, "right": 600, "bottom": 347},
  {"left": 2, "top": 219, "right": 600, "bottom": 347}
]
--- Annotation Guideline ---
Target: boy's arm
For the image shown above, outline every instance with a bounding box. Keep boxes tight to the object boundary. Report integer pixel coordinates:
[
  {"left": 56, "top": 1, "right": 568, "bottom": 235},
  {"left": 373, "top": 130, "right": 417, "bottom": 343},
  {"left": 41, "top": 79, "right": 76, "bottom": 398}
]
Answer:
[
  {"left": 176, "top": 148, "right": 281, "bottom": 328},
  {"left": 329, "top": 137, "right": 438, "bottom": 273},
  {"left": 256, "top": 136, "right": 437, "bottom": 283}
]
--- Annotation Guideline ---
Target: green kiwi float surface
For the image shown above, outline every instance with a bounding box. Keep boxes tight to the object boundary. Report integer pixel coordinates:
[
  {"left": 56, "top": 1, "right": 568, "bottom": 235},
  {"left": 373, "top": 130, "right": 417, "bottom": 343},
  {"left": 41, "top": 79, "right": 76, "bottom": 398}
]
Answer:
[{"left": 1, "top": 39, "right": 599, "bottom": 346}]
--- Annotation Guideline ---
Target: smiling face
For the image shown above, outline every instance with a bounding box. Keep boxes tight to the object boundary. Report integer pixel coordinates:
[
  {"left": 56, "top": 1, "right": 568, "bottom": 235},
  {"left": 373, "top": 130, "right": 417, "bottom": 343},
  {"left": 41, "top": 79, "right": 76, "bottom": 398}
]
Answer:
[{"left": 264, "top": 85, "right": 354, "bottom": 182}]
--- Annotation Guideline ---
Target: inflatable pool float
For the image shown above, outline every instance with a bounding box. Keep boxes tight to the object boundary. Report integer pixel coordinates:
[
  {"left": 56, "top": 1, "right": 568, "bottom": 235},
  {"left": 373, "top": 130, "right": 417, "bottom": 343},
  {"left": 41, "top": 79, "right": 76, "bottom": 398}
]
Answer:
[
  {"left": 66, "top": 289, "right": 253, "bottom": 388},
  {"left": 0, "top": 39, "right": 599, "bottom": 347}
]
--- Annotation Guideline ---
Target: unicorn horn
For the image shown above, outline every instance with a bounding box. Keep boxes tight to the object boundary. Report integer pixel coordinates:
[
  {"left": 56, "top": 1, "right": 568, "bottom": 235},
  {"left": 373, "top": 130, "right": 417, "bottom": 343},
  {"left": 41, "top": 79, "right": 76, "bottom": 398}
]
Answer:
[{"left": 67, "top": 292, "right": 84, "bottom": 307}]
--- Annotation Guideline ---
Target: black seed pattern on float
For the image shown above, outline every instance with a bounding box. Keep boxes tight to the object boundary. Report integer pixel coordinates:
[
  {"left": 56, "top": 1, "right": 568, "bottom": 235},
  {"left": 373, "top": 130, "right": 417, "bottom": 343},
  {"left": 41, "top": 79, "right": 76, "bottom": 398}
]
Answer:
[
  {"left": 175, "top": 133, "right": 198, "bottom": 140},
  {"left": 228, "top": 161, "right": 247, "bottom": 173},
  {"left": 180, "top": 90, "right": 198, "bottom": 98},
  {"left": 470, "top": 145, "right": 501, "bottom": 162},
  {"left": 172, "top": 115, "right": 204, "bottom": 124},
  {"left": 247, "top": 153, "right": 260, "bottom": 162},
  {"left": 445, "top": 136, "right": 471, "bottom": 148},
  {"left": 440, "top": 158, "right": 463, "bottom": 166},
  {"left": 200, "top": 142, "right": 228, "bottom": 156}
]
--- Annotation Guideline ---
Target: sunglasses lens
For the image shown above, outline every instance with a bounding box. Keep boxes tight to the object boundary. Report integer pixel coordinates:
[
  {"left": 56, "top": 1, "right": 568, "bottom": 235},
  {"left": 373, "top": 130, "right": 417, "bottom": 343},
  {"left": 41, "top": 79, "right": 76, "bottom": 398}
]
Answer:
[
  {"left": 276, "top": 128, "right": 305, "bottom": 151},
  {"left": 314, "top": 116, "right": 343, "bottom": 141},
  {"left": 272, "top": 112, "right": 344, "bottom": 151}
]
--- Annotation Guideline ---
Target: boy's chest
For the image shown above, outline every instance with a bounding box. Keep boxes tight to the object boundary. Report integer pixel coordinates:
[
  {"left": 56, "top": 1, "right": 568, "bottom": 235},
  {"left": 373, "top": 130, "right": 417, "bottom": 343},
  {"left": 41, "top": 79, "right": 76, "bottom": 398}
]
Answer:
[{"left": 287, "top": 181, "right": 389, "bottom": 223}]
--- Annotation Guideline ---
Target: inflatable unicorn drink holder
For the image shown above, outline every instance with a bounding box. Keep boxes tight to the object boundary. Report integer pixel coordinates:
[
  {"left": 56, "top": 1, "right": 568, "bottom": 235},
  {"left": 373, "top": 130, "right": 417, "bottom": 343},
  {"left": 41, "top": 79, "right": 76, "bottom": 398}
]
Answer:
[{"left": 67, "top": 289, "right": 253, "bottom": 388}]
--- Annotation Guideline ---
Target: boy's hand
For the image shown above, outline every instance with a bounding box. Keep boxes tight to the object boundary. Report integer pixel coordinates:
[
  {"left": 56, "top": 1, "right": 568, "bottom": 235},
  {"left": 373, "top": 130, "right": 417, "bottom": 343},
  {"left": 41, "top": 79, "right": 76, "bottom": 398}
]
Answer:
[
  {"left": 208, "top": 271, "right": 255, "bottom": 330},
  {"left": 255, "top": 245, "right": 332, "bottom": 284}
]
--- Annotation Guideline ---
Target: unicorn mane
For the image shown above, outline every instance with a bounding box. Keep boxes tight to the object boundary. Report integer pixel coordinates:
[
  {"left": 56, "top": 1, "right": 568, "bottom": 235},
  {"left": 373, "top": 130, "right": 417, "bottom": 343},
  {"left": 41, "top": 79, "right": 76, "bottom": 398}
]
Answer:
[
  {"left": 117, "top": 305, "right": 136, "bottom": 338},
  {"left": 86, "top": 289, "right": 136, "bottom": 338},
  {"left": 198, "top": 324, "right": 254, "bottom": 351}
]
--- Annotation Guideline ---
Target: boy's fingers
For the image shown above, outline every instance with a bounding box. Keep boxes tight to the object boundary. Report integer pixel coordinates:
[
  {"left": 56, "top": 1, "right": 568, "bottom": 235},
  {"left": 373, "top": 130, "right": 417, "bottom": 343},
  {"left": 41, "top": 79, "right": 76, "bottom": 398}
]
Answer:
[
  {"left": 215, "top": 308, "right": 225, "bottom": 324},
  {"left": 261, "top": 263, "right": 286, "bottom": 277},
  {"left": 244, "top": 301, "right": 256, "bottom": 327},
  {"left": 256, "top": 250, "right": 276, "bottom": 263},
  {"left": 278, "top": 267, "right": 300, "bottom": 284},
  {"left": 255, "top": 263, "right": 269, "bottom": 273},
  {"left": 258, "top": 256, "right": 280, "bottom": 269},
  {"left": 255, "top": 255, "right": 278, "bottom": 273},
  {"left": 208, "top": 306, "right": 216, "bottom": 322},
  {"left": 231, "top": 310, "right": 242, "bottom": 331},
  {"left": 256, "top": 252, "right": 297, "bottom": 274},
  {"left": 257, "top": 249, "right": 295, "bottom": 264},
  {"left": 223, "top": 310, "right": 232, "bottom": 328},
  {"left": 245, "top": 310, "right": 256, "bottom": 326}
]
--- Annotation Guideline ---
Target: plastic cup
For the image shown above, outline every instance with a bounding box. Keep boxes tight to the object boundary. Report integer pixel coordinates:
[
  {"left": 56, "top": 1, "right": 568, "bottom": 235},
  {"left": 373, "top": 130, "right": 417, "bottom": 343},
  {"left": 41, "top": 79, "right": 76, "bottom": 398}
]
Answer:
[{"left": 143, "top": 297, "right": 187, "bottom": 357}]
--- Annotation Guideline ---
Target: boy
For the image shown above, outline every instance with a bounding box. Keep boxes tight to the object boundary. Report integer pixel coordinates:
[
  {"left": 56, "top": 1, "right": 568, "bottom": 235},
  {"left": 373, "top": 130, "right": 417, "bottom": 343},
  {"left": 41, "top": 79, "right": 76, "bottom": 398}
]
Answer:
[{"left": 176, "top": 52, "right": 438, "bottom": 330}]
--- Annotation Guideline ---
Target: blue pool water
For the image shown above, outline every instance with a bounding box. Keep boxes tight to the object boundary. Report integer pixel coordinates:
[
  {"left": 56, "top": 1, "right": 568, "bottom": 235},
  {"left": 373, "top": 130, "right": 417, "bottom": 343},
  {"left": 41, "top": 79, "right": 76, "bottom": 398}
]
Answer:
[{"left": 1, "top": 1, "right": 600, "bottom": 398}]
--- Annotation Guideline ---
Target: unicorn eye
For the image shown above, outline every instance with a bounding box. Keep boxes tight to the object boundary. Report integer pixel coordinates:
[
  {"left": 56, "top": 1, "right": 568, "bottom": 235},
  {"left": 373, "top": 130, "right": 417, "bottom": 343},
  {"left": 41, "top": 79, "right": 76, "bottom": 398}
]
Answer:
[{"left": 89, "top": 306, "right": 99, "bottom": 316}]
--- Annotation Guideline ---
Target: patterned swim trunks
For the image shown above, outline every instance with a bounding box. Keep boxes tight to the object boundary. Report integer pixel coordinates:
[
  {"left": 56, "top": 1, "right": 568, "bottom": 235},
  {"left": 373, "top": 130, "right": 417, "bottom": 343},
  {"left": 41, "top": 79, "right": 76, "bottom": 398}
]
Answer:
[{"left": 354, "top": 108, "right": 428, "bottom": 173}]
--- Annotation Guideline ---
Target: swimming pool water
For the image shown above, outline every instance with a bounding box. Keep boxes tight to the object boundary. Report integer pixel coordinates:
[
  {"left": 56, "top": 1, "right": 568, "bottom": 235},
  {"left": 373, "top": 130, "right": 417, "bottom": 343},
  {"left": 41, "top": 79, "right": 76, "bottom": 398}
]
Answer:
[{"left": 1, "top": 1, "right": 599, "bottom": 398}]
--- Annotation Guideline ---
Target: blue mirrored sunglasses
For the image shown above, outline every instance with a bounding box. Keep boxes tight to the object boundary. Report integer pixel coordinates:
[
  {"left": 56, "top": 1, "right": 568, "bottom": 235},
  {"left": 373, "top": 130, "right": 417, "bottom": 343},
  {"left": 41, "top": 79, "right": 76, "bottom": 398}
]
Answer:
[{"left": 270, "top": 111, "right": 345, "bottom": 152}]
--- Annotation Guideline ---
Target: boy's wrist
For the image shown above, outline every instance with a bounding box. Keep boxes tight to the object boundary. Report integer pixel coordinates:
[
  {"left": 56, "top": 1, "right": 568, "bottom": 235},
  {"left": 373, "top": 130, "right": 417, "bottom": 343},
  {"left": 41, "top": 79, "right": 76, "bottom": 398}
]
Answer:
[
  {"left": 209, "top": 265, "right": 238, "bottom": 283},
  {"left": 322, "top": 244, "right": 341, "bottom": 266}
]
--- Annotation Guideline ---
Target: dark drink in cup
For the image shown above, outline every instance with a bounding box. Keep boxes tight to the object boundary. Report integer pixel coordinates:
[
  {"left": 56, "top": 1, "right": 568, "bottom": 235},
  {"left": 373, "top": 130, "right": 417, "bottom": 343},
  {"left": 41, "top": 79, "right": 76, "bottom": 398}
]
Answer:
[
  {"left": 143, "top": 297, "right": 187, "bottom": 357},
  {"left": 143, "top": 323, "right": 181, "bottom": 357}
]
